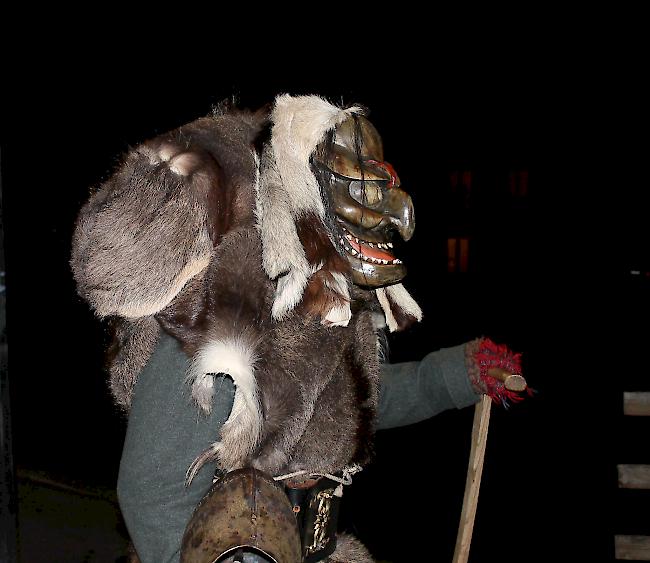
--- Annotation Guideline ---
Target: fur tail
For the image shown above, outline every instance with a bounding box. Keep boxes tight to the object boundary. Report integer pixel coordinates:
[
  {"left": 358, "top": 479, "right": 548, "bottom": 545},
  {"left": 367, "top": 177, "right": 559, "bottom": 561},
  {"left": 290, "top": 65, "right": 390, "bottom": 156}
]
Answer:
[{"left": 185, "top": 335, "right": 262, "bottom": 482}]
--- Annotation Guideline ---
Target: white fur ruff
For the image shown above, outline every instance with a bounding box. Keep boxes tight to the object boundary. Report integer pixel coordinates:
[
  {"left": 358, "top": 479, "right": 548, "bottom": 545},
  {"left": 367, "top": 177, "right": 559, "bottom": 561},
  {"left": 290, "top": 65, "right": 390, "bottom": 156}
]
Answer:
[
  {"left": 271, "top": 95, "right": 363, "bottom": 216},
  {"left": 257, "top": 95, "right": 363, "bottom": 320}
]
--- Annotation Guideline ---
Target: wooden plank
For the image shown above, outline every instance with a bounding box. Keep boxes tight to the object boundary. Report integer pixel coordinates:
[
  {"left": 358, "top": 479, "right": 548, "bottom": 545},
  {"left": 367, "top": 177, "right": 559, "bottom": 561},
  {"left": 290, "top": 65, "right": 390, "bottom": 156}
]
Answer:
[
  {"left": 615, "top": 535, "right": 650, "bottom": 560},
  {"left": 452, "top": 395, "right": 492, "bottom": 563},
  {"left": 624, "top": 392, "right": 650, "bottom": 416},
  {"left": 618, "top": 464, "right": 650, "bottom": 489}
]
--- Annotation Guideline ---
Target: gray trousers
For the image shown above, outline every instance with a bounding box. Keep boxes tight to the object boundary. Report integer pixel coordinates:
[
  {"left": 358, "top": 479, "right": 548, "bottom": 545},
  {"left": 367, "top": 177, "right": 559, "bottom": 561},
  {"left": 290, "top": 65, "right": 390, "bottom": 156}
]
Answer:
[{"left": 117, "top": 332, "right": 479, "bottom": 563}]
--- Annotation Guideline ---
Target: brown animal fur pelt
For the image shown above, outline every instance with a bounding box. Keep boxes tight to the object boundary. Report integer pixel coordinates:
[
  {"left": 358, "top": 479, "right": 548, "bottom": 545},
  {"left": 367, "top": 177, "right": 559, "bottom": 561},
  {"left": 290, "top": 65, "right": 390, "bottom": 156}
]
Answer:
[{"left": 71, "top": 97, "right": 421, "bottom": 562}]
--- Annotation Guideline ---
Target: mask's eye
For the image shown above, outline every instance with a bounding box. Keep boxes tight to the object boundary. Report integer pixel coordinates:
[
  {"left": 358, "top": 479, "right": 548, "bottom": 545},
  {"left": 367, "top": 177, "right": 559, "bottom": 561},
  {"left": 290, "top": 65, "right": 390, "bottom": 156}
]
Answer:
[{"left": 349, "top": 180, "right": 384, "bottom": 206}]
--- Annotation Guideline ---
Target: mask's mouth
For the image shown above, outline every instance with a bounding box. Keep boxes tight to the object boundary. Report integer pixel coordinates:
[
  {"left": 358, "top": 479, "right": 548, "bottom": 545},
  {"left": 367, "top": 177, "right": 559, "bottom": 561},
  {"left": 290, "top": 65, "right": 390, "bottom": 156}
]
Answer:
[
  {"left": 338, "top": 219, "right": 406, "bottom": 288},
  {"left": 337, "top": 223, "right": 402, "bottom": 266}
]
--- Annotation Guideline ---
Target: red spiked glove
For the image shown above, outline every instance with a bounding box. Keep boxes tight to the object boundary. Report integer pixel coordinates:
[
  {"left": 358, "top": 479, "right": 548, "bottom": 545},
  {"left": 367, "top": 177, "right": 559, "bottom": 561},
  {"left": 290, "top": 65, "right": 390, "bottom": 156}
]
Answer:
[{"left": 466, "top": 338, "right": 533, "bottom": 407}]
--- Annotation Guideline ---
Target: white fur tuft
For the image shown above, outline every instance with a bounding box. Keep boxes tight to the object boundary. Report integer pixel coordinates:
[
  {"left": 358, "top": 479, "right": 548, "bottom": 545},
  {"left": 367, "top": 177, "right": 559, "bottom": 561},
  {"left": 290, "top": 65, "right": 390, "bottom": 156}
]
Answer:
[
  {"left": 186, "top": 336, "right": 262, "bottom": 472},
  {"left": 386, "top": 283, "right": 423, "bottom": 321},
  {"left": 186, "top": 337, "right": 259, "bottom": 414},
  {"left": 271, "top": 267, "right": 311, "bottom": 320},
  {"left": 322, "top": 272, "right": 351, "bottom": 327},
  {"left": 376, "top": 284, "right": 423, "bottom": 332},
  {"left": 376, "top": 288, "right": 398, "bottom": 332},
  {"left": 256, "top": 149, "right": 311, "bottom": 319}
]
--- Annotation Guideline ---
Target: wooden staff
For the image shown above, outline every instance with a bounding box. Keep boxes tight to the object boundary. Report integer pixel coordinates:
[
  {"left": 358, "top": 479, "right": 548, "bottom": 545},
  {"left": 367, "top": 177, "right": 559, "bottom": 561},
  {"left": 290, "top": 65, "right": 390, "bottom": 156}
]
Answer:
[{"left": 452, "top": 369, "right": 526, "bottom": 563}]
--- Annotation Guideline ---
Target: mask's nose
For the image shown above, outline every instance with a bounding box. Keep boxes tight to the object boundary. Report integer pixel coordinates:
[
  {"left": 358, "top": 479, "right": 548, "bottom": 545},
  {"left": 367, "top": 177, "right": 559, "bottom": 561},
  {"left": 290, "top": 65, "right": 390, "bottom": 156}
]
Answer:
[{"left": 383, "top": 188, "right": 415, "bottom": 241}]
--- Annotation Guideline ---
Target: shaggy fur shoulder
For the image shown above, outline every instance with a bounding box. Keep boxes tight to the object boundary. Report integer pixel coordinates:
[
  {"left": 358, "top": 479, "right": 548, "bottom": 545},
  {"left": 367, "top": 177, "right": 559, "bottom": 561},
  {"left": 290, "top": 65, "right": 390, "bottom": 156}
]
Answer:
[{"left": 71, "top": 108, "right": 266, "bottom": 409}]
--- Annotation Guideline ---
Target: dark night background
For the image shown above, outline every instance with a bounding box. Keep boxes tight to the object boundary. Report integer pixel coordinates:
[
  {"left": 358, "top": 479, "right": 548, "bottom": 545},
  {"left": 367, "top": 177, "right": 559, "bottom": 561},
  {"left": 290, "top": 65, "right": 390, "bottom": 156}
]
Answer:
[{"left": 0, "top": 51, "right": 646, "bottom": 562}]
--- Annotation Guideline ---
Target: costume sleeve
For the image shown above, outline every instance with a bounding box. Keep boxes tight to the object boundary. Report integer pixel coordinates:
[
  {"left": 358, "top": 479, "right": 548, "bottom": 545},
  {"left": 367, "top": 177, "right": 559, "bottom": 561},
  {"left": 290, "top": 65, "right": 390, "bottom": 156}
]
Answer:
[
  {"left": 116, "top": 332, "right": 235, "bottom": 563},
  {"left": 376, "top": 343, "right": 481, "bottom": 430}
]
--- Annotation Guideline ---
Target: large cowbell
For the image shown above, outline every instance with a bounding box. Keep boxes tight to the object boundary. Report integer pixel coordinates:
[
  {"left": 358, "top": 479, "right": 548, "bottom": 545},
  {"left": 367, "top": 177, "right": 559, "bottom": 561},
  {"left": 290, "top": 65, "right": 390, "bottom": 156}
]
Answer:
[
  {"left": 181, "top": 469, "right": 302, "bottom": 563},
  {"left": 312, "top": 114, "right": 415, "bottom": 288}
]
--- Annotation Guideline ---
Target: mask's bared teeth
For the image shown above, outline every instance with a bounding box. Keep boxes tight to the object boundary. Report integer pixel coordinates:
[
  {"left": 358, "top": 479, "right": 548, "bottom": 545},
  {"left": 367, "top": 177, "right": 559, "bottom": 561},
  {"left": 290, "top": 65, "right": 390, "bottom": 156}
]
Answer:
[
  {"left": 348, "top": 238, "right": 395, "bottom": 261},
  {"left": 339, "top": 225, "right": 399, "bottom": 264}
]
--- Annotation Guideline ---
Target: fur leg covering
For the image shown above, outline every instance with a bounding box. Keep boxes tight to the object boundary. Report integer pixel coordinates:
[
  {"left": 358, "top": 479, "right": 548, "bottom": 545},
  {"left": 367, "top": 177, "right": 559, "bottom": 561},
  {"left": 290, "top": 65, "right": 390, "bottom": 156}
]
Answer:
[
  {"left": 106, "top": 316, "right": 160, "bottom": 411},
  {"left": 326, "top": 533, "right": 374, "bottom": 563}
]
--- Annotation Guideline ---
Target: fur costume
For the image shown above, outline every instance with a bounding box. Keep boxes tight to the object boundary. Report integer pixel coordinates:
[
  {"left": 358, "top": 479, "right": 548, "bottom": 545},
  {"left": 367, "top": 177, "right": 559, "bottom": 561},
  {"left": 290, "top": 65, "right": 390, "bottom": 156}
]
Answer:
[{"left": 71, "top": 95, "right": 423, "bottom": 562}]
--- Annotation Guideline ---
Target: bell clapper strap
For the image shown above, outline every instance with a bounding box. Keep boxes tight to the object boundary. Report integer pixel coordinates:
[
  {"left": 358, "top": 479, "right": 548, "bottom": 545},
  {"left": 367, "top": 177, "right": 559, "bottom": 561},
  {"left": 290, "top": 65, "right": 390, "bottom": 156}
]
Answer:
[
  {"left": 273, "top": 463, "right": 363, "bottom": 497},
  {"left": 274, "top": 465, "right": 363, "bottom": 563}
]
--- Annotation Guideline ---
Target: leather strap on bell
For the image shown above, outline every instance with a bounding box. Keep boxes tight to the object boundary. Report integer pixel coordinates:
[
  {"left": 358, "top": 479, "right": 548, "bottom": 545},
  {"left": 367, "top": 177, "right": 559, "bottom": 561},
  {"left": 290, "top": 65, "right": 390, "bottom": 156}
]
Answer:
[{"left": 285, "top": 477, "right": 342, "bottom": 563}]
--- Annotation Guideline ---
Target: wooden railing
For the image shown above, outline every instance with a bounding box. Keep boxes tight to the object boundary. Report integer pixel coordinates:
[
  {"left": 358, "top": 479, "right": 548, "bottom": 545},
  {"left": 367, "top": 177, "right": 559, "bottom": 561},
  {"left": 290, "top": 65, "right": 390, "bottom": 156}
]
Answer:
[{"left": 615, "top": 392, "right": 650, "bottom": 561}]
